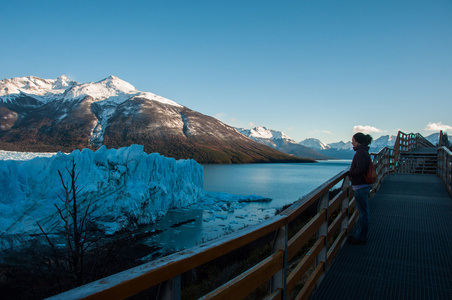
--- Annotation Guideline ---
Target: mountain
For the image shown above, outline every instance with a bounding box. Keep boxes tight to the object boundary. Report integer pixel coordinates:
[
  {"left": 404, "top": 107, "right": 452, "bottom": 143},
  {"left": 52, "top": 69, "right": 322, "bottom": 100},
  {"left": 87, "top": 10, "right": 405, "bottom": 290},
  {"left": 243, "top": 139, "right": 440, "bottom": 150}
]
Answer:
[
  {"left": 426, "top": 132, "right": 451, "bottom": 146},
  {"left": 320, "top": 142, "right": 353, "bottom": 159},
  {"left": 236, "top": 126, "right": 330, "bottom": 160},
  {"left": 299, "top": 138, "right": 353, "bottom": 159},
  {"left": 300, "top": 135, "right": 398, "bottom": 159},
  {"left": 426, "top": 133, "right": 440, "bottom": 145},
  {"left": 0, "top": 76, "right": 312, "bottom": 164},
  {"left": 370, "top": 135, "right": 396, "bottom": 151},
  {"left": 298, "top": 138, "right": 330, "bottom": 151}
]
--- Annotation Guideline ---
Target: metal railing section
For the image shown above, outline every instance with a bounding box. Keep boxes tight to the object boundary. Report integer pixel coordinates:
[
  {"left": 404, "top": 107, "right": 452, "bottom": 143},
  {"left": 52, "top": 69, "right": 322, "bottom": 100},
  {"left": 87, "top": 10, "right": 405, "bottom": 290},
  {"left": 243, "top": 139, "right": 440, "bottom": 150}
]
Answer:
[
  {"left": 437, "top": 146, "right": 452, "bottom": 197},
  {"left": 392, "top": 131, "right": 437, "bottom": 174},
  {"left": 393, "top": 131, "right": 434, "bottom": 153},
  {"left": 396, "top": 154, "right": 437, "bottom": 174}
]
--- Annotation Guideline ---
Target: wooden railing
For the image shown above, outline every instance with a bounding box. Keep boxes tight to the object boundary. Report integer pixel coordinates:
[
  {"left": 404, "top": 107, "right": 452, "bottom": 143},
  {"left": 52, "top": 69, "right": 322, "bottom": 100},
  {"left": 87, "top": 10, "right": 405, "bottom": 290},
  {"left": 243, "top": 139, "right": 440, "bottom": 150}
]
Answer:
[
  {"left": 49, "top": 169, "right": 357, "bottom": 300},
  {"left": 49, "top": 155, "right": 395, "bottom": 300},
  {"left": 438, "top": 130, "right": 450, "bottom": 148},
  {"left": 46, "top": 132, "right": 438, "bottom": 300},
  {"left": 437, "top": 146, "right": 452, "bottom": 197},
  {"left": 396, "top": 154, "right": 437, "bottom": 174},
  {"left": 369, "top": 147, "right": 394, "bottom": 197},
  {"left": 393, "top": 131, "right": 434, "bottom": 165},
  {"left": 392, "top": 131, "right": 438, "bottom": 175}
]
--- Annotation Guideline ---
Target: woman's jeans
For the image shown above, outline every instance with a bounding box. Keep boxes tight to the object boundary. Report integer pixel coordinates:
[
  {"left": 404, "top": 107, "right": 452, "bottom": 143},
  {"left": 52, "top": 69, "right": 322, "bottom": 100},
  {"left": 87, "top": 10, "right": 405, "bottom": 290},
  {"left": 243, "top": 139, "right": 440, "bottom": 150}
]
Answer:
[{"left": 354, "top": 186, "right": 371, "bottom": 241}]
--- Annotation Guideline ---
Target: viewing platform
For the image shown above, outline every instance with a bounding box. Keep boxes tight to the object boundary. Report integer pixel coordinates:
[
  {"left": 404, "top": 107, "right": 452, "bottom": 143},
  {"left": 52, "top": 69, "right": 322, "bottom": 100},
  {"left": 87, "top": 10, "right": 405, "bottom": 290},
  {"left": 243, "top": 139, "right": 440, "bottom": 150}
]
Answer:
[
  {"left": 47, "top": 131, "right": 452, "bottom": 300},
  {"left": 311, "top": 173, "right": 452, "bottom": 299}
]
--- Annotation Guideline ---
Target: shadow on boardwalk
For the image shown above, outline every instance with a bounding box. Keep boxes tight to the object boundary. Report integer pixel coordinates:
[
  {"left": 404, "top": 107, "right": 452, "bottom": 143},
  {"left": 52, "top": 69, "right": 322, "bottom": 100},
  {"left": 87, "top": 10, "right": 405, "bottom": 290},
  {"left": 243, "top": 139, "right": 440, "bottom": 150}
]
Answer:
[{"left": 311, "top": 174, "right": 452, "bottom": 300}]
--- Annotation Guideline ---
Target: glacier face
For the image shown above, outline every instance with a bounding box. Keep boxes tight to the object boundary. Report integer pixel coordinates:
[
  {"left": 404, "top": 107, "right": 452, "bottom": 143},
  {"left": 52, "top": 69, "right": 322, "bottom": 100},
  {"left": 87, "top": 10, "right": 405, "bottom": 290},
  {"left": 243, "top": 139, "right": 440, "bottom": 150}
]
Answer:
[{"left": 0, "top": 144, "right": 204, "bottom": 245}]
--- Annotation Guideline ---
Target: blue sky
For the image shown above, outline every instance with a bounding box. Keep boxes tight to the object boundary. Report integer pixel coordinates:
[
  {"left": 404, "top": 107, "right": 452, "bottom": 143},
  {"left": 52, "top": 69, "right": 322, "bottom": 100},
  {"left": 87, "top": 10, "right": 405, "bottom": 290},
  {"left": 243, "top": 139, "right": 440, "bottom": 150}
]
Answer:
[{"left": 2, "top": 0, "right": 451, "bottom": 143}]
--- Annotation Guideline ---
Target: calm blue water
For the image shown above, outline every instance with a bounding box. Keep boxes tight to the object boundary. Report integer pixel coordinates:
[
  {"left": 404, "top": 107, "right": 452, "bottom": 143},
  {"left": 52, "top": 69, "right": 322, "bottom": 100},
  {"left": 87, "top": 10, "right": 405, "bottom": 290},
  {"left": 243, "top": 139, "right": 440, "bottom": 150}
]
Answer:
[
  {"left": 141, "top": 160, "right": 351, "bottom": 258},
  {"left": 203, "top": 160, "right": 351, "bottom": 209}
]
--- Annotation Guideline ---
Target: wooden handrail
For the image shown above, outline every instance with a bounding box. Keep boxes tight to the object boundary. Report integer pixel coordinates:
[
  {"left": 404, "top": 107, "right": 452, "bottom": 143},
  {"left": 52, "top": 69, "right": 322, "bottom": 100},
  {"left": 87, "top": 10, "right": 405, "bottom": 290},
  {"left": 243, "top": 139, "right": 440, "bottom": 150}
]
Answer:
[
  {"left": 49, "top": 133, "right": 434, "bottom": 300},
  {"left": 286, "top": 236, "right": 326, "bottom": 294},
  {"left": 200, "top": 250, "right": 285, "bottom": 299}
]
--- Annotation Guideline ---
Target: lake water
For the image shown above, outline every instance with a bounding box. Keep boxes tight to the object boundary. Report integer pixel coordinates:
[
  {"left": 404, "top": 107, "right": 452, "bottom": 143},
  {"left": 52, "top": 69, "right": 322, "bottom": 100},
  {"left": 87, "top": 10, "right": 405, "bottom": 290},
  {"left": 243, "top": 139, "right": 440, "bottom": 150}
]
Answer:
[
  {"left": 141, "top": 160, "right": 351, "bottom": 259},
  {"left": 203, "top": 160, "right": 352, "bottom": 209}
]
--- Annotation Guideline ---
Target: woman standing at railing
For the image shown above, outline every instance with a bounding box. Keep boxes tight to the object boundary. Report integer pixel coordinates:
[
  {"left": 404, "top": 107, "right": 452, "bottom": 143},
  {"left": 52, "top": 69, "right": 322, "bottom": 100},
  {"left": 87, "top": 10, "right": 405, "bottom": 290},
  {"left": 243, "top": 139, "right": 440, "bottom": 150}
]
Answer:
[{"left": 348, "top": 132, "right": 373, "bottom": 245}]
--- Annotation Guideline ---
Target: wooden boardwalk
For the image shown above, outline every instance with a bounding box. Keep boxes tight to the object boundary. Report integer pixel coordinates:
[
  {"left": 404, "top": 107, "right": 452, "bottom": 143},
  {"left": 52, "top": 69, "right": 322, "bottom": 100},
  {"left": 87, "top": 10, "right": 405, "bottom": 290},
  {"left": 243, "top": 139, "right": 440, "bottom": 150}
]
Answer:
[{"left": 311, "top": 173, "right": 452, "bottom": 300}]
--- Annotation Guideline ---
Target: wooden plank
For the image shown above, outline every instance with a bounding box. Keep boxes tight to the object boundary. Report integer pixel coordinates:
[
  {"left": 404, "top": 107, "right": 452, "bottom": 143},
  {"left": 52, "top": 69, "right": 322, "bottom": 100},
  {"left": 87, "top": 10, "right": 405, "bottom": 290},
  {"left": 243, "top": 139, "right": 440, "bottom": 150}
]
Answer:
[
  {"left": 295, "top": 261, "right": 325, "bottom": 300},
  {"left": 327, "top": 229, "right": 347, "bottom": 266},
  {"left": 349, "top": 197, "right": 355, "bottom": 211},
  {"left": 327, "top": 208, "right": 347, "bottom": 238},
  {"left": 200, "top": 250, "right": 285, "bottom": 300},
  {"left": 328, "top": 191, "right": 346, "bottom": 217},
  {"left": 263, "top": 288, "right": 282, "bottom": 300},
  {"left": 287, "top": 209, "right": 327, "bottom": 261},
  {"left": 286, "top": 236, "right": 326, "bottom": 293}
]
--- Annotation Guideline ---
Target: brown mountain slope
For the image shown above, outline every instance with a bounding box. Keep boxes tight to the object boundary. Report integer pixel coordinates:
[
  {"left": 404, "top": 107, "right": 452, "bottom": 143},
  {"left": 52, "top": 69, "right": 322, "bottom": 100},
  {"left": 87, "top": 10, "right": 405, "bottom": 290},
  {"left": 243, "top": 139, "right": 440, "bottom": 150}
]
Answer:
[{"left": 0, "top": 95, "right": 312, "bottom": 164}]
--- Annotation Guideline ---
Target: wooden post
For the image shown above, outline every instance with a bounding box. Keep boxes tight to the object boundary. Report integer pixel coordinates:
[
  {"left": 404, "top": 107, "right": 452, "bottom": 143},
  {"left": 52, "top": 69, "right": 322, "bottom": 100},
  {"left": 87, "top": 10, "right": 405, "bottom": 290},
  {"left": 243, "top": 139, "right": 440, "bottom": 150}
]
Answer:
[
  {"left": 436, "top": 148, "right": 445, "bottom": 181},
  {"left": 341, "top": 176, "right": 350, "bottom": 241},
  {"left": 316, "top": 192, "right": 329, "bottom": 286},
  {"left": 157, "top": 276, "right": 181, "bottom": 300},
  {"left": 393, "top": 131, "right": 402, "bottom": 173},
  {"left": 271, "top": 224, "right": 288, "bottom": 299},
  {"left": 386, "top": 149, "right": 392, "bottom": 175}
]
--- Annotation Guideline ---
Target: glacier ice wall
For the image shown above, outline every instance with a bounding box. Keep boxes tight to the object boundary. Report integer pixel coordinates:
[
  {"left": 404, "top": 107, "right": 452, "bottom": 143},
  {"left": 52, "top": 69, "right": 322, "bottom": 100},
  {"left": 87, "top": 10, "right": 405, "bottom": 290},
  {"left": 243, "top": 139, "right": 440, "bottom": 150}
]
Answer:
[{"left": 0, "top": 144, "right": 204, "bottom": 239}]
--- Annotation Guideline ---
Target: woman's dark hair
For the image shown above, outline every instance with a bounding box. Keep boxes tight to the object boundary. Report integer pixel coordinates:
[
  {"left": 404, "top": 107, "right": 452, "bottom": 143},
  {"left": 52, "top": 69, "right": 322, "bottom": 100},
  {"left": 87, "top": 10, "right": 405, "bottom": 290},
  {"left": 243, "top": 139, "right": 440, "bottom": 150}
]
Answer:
[{"left": 353, "top": 132, "right": 373, "bottom": 146}]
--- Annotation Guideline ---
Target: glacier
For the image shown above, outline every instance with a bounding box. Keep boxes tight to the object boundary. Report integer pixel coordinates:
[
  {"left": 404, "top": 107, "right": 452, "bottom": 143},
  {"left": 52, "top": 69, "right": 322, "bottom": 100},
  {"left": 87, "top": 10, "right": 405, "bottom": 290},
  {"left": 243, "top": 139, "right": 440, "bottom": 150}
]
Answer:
[
  {"left": 0, "top": 145, "right": 273, "bottom": 251},
  {"left": 0, "top": 145, "right": 205, "bottom": 248}
]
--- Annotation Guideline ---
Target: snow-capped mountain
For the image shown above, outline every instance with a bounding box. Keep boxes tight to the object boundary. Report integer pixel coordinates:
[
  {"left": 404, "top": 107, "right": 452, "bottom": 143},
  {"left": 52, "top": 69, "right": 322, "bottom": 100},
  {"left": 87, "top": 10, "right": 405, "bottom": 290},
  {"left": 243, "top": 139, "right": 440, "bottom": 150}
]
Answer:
[
  {"left": 0, "top": 75, "right": 77, "bottom": 101},
  {"left": 426, "top": 133, "right": 440, "bottom": 145},
  {"left": 426, "top": 132, "right": 451, "bottom": 146},
  {"left": 317, "top": 141, "right": 353, "bottom": 159},
  {"left": 300, "top": 134, "right": 445, "bottom": 160},
  {"left": 299, "top": 135, "right": 399, "bottom": 159},
  {"left": 299, "top": 138, "right": 330, "bottom": 151},
  {"left": 0, "top": 76, "right": 311, "bottom": 164},
  {"left": 0, "top": 75, "right": 180, "bottom": 106},
  {"left": 237, "top": 126, "right": 330, "bottom": 160},
  {"left": 237, "top": 126, "right": 294, "bottom": 142},
  {"left": 369, "top": 135, "right": 396, "bottom": 150},
  {"left": 298, "top": 138, "right": 353, "bottom": 159}
]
